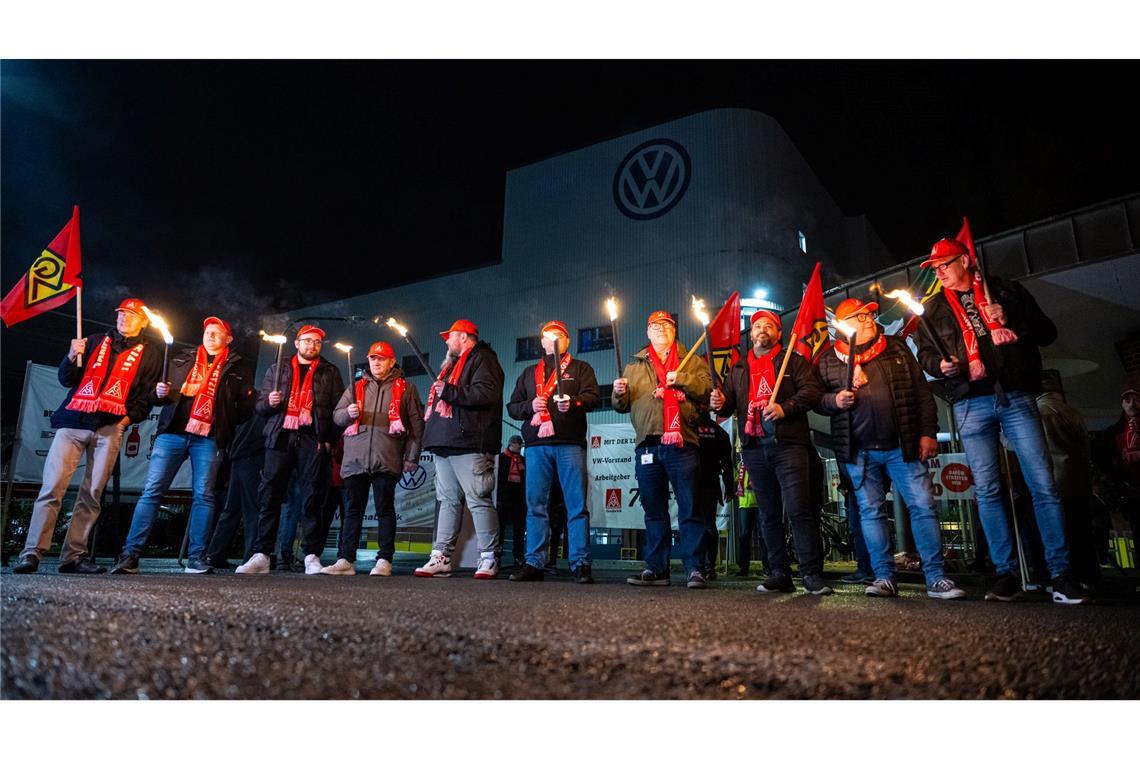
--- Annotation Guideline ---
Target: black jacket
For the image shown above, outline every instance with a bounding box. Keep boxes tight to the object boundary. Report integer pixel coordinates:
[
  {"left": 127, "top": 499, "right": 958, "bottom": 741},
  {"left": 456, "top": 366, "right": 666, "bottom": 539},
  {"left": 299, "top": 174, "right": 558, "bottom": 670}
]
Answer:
[
  {"left": 255, "top": 356, "right": 345, "bottom": 447},
  {"left": 816, "top": 334, "right": 938, "bottom": 464},
  {"left": 696, "top": 419, "right": 736, "bottom": 503},
  {"left": 51, "top": 330, "right": 164, "bottom": 431},
  {"left": 506, "top": 355, "right": 601, "bottom": 447},
  {"left": 716, "top": 347, "right": 822, "bottom": 448},
  {"left": 915, "top": 276, "right": 1057, "bottom": 402},
  {"left": 421, "top": 341, "right": 506, "bottom": 455},
  {"left": 496, "top": 450, "right": 526, "bottom": 506},
  {"left": 152, "top": 347, "right": 256, "bottom": 450}
]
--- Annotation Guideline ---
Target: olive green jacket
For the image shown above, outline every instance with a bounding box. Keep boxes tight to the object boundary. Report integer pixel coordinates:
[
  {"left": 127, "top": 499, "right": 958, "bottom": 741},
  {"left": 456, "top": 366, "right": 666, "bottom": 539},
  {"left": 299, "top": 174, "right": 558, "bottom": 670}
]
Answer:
[{"left": 611, "top": 341, "right": 712, "bottom": 448}]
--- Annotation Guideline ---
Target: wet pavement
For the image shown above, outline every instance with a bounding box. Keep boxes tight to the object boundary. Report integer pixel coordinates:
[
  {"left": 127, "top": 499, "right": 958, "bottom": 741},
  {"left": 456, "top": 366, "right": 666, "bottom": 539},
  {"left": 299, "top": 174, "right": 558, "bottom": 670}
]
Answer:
[{"left": 3, "top": 564, "right": 1140, "bottom": 699}]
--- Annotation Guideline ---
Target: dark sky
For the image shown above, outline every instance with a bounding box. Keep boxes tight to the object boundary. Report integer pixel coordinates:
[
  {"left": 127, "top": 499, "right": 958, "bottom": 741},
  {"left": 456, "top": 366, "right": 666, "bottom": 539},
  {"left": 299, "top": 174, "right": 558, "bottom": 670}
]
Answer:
[{"left": 2, "top": 59, "right": 1138, "bottom": 423}]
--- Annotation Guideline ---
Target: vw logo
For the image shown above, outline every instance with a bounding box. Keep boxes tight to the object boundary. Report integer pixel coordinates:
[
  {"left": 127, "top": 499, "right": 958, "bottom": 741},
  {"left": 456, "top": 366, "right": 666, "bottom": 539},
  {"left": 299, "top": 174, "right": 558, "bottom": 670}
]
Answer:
[
  {"left": 613, "top": 138, "right": 691, "bottom": 220},
  {"left": 399, "top": 465, "right": 428, "bottom": 490}
]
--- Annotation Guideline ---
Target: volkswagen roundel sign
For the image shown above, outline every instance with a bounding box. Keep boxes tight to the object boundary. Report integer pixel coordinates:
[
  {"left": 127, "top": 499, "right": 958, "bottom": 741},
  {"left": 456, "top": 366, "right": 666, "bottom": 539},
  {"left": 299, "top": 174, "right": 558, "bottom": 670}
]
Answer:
[{"left": 612, "top": 138, "right": 692, "bottom": 220}]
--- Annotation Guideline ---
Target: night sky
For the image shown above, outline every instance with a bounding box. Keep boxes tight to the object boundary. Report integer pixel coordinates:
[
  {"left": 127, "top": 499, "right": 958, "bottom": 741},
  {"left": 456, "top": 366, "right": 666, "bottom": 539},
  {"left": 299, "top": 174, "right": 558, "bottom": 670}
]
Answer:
[{"left": 3, "top": 59, "right": 1138, "bottom": 424}]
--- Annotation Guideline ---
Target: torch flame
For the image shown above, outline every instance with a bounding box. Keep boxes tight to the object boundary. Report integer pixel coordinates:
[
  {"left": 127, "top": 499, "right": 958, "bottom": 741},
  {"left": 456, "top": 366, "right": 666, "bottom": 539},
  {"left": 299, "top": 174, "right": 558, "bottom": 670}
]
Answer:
[
  {"left": 141, "top": 306, "right": 174, "bottom": 345},
  {"left": 334, "top": 342, "right": 353, "bottom": 353},
  {"left": 605, "top": 297, "right": 619, "bottom": 322},
  {"left": 883, "top": 289, "right": 925, "bottom": 316},
  {"left": 386, "top": 318, "right": 408, "bottom": 337},
  {"left": 259, "top": 330, "right": 287, "bottom": 345},
  {"left": 691, "top": 296, "right": 710, "bottom": 326},
  {"left": 831, "top": 318, "right": 856, "bottom": 339}
]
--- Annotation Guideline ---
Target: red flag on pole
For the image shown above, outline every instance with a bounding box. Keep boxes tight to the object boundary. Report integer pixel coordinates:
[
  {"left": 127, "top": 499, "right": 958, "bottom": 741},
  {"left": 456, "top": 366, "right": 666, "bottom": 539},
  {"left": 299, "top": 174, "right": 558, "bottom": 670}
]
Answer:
[
  {"left": 705, "top": 290, "right": 741, "bottom": 379},
  {"left": 1, "top": 206, "right": 83, "bottom": 328},
  {"left": 956, "top": 216, "right": 978, "bottom": 267},
  {"left": 789, "top": 262, "right": 830, "bottom": 365}
]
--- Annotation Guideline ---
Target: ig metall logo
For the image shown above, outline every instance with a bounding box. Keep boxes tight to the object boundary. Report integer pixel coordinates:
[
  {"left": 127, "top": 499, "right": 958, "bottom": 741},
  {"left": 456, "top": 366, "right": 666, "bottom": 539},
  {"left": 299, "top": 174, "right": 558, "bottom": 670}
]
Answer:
[{"left": 612, "top": 138, "right": 691, "bottom": 220}]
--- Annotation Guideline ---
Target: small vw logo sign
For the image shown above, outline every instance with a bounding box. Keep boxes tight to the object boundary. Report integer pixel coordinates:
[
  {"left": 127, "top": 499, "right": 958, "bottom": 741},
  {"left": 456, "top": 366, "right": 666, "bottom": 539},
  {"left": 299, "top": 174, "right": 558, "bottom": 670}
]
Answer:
[
  {"left": 613, "top": 138, "right": 691, "bottom": 220},
  {"left": 399, "top": 465, "right": 428, "bottom": 490}
]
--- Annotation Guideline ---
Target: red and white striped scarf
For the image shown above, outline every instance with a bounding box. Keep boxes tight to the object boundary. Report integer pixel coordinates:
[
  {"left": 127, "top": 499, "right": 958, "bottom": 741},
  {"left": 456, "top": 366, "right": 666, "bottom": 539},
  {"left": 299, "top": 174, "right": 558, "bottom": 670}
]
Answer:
[
  {"left": 283, "top": 355, "right": 319, "bottom": 430},
  {"left": 530, "top": 352, "right": 572, "bottom": 438},
  {"left": 745, "top": 343, "right": 781, "bottom": 437},
  {"left": 648, "top": 343, "right": 684, "bottom": 448},
  {"left": 943, "top": 280, "right": 1019, "bottom": 381},
  {"left": 345, "top": 373, "right": 407, "bottom": 437},
  {"left": 834, "top": 334, "right": 887, "bottom": 389},
  {"left": 182, "top": 345, "right": 229, "bottom": 436},
  {"left": 425, "top": 346, "right": 472, "bottom": 420},
  {"left": 66, "top": 336, "right": 147, "bottom": 417}
]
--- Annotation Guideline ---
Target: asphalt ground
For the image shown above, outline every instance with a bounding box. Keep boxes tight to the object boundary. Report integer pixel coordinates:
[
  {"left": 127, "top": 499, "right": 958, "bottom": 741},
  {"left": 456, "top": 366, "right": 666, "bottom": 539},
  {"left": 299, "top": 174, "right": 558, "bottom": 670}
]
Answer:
[{"left": 3, "top": 561, "right": 1140, "bottom": 699}]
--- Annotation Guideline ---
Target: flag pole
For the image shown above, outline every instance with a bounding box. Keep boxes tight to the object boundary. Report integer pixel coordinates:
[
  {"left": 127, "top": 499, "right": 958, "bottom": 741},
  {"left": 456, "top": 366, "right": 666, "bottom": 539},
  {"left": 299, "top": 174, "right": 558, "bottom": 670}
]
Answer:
[
  {"left": 768, "top": 330, "right": 797, "bottom": 400},
  {"left": 75, "top": 286, "right": 84, "bottom": 367}
]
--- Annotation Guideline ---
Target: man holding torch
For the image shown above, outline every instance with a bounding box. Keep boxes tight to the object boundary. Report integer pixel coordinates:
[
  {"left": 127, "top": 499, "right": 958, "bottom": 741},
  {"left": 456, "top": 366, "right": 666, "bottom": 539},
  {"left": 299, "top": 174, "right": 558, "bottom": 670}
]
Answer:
[
  {"left": 236, "top": 324, "right": 345, "bottom": 575},
  {"left": 815, "top": 298, "right": 966, "bottom": 601},
  {"left": 414, "top": 319, "right": 506, "bottom": 579},
  {"left": 325, "top": 341, "right": 424, "bottom": 576},
  {"left": 111, "top": 317, "right": 256, "bottom": 574},
  {"left": 14, "top": 298, "right": 161, "bottom": 574},
  {"left": 914, "top": 237, "right": 1086, "bottom": 604},
  {"left": 612, "top": 310, "right": 711, "bottom": 589},
  {"left": 505, "top": 320, "right": 601, "bottom": 583},
  {"left": 709, "top": 310, "right": 830, "bottom": 595}
]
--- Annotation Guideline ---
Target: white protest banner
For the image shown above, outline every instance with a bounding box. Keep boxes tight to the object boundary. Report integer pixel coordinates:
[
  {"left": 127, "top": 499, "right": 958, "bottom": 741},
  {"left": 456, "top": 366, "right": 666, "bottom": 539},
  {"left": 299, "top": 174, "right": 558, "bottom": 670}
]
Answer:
[{"left": 331, "top": 450, "right": 437, "bottom": 530}]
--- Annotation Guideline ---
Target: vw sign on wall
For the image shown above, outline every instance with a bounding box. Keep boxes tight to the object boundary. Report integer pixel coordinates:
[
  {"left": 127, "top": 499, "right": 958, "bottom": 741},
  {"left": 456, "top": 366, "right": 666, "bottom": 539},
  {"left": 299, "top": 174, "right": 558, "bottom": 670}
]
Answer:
[{"left": 612, "top": 138, "right": 692, "bottom": 220}]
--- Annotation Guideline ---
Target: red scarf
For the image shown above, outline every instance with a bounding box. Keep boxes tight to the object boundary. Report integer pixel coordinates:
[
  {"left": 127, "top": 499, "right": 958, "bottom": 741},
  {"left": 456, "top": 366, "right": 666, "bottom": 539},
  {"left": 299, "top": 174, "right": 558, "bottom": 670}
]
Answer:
[
  {"left": 283, "top": 355, "right": 319, "bottom": 430},
  {"left": 531, "top": 352, "right": 573, "bottom": 438},
  {"left": 942, "top": 279, "right": 1019, "bottom": 381},
  {"left": 504, "top": 448, "right": 524, "bottom": 483},
  {"left": 745, "top": 343, "right": 781, "bottom": 437},
  {"left": 66, "top": 336, "right": 147, "bottom": 417},
  {"left": 345, "top": 373, "right": 407, "bottom": 437},
  {"left": 1125, "top": 416, "right": 1140, "bottom": 453},
  {"left": 647, "top": 343, "right": 684, "bottom": 447},
  {"left": 834, "top": 334, "right": 887, "bottom": 389},
  {"left": 425, "top": 346, "right": 472, "bottom": 420},
  {"left": 182, "top": 346, "right": 229, "bottom": 436}
]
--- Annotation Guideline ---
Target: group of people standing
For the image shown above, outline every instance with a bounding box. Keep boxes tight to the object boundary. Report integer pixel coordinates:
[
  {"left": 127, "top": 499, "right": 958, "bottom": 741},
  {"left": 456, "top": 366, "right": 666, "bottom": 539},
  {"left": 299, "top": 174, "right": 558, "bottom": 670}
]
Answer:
[{"left": 11, "top": 237, "right": 1107, "bottom": 605}]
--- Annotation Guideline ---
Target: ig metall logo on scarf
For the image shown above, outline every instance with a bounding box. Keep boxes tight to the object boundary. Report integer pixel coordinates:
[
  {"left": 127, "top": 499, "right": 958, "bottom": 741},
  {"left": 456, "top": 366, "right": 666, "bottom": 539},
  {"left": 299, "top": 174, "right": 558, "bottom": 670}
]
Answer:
[{"left": 612, "top": 138, "right": 692, "bottom": 220}]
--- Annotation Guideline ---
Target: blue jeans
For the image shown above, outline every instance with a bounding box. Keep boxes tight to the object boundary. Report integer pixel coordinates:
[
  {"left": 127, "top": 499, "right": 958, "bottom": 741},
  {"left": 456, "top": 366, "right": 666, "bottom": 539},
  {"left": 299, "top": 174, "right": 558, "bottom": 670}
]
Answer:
[
  {"left": 524, "top": 445, "right": 591, "bottom": 571},
  {"left": 954, "top": 391, "right": 1070, "bottom": 578},
  {"left": 634, "top": 443, "right": 701, "bottom": 575},
  {"left": 123, "top": 432, "right": 222, "bottom": 562},
  {"left": 847, "top": 447, "right": 946, "bottom": 585},
  {"left": 839, "top": 463, "right": 873, "bottom": 578}
]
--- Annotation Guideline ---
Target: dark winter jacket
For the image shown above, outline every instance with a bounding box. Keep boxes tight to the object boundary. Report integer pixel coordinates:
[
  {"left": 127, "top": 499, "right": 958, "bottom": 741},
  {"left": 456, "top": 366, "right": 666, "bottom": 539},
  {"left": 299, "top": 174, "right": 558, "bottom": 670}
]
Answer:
[
  {"left": 421, "top": 341, "right": 505, "bottom": 455},
  {"left": 696, "top": 419, "right": 736, "bottom": 503},
  {"left": 506, "top": 355, "right": 601, "bottom": 447},
  {"left": 332, "top": 367, "right": 425, "bottom": 478},
  {"left": 151, "top": 347, "right": 256, "bottom": 450},
  {"left": 816, "top": 333, "right": 938, "bottom": 464},
  {"left": 611, "top": 342, "right": 712, "bottom": 449},
  {"left": 915, "top": 276, "right": 1057, "bottom": 402},
  {"left": 496, "top": 450, "right": 526, "bottom": 506},
  {"left": 51, "top": 330, "right": 164, "bottom": 431},
  {"left": 255, "top": 356, "right": 345, "bottom": 447},
  {"left": 716, "top": 347, "right": 822, "bottom": 448}
]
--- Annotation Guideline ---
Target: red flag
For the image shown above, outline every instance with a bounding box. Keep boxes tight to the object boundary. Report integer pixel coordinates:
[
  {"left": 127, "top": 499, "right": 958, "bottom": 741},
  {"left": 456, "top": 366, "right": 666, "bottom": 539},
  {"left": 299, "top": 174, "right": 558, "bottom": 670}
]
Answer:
[
  {"left": 705, "top": 291, "right": 741, "bottom": 379},
  {"left": 789, "top": 262, "right": 830, "bottom": 364},
  {"left": 1, "top": 206, "right": 83, "bottom": 328},
  {"left": 955, "top": 216, "right": 978, "bottom": 268}
]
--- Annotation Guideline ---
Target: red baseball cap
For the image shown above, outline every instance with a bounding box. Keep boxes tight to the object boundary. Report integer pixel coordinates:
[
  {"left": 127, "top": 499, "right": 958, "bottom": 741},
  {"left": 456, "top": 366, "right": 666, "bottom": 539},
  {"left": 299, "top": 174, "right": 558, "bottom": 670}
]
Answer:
[
  {"left": 296, "top": 324, "right": 326, "bottom": 340},
  {"left": 115, "top": 298, "right": 147, "bottom": 317},
  {"left": 203, "top": 316, "right": 232, "bottom": 335},
  {"left": 367, "top": 341, "right": 395, "bottom": 359},
  {"left": 750, "top": 310, "right": 782, "bottom": 329},
  {"left": 540, "top": 320, "right": 569, "bottom": 338},
  {"left": 834, "top": 298, "right": 880, "bottom": 321},
  {"left": 440, "top": 318, "right": 478, "bottom": 341},
  {"left": 920, "top": 238, "right": 970, "bottom": 269},
  {"left": 646, "top": 310, "right": 675, "bottom": 327}
]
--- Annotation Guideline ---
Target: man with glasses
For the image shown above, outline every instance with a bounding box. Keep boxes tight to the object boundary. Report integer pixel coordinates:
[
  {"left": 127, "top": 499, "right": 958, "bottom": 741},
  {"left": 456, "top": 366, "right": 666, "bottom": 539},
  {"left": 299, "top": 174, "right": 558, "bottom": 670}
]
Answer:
[
  {"left": 236, "top": 325, "right": 345, "bottom": 575},
  {"left": 914, "top": 239, "right": 1087, "bottom": 604}
]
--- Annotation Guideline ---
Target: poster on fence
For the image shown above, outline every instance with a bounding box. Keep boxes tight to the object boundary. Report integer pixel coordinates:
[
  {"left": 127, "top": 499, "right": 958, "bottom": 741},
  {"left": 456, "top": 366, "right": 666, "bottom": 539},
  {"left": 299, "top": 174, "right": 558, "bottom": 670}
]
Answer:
[{"left": 823, "top": 453, "right": 975, "bottom": 504}]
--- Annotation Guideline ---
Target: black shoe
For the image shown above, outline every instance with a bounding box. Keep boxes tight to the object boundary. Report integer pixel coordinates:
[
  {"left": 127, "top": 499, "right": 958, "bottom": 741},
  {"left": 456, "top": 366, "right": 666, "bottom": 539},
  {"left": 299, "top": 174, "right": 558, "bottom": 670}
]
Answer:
[
  {"left": 687, "top": 570, "right": 708, "bottom": 589},
  {"left": 508, "top": 564, "right": 545, "bottom": 582},
  {"left": 110, "top": 553, "right": 139, "bottom": 575},
  {"left": 733, "top": 569, "right": 750, "bottom": 578},
  {"left": 839, "top": 572, "right": 874, "bottom": 585},
  {"left": 626, "top": 569, "right": 670, "bottom": 586},
  {"left": 984, "top": 573, "right": 1023, "bottom": 602},
  {"left": 544, "top": 563, "right": 559, "bottom": 576},
  {"left": 207, "top": 556, "right": 235, "bottom": 570},
  {"left": 756, "top": 572, "right": 794, "bottom": 593},
  {"left": 58, "top": 558, "right": 106, "bottom": 574},
  {"left": 279, "top": 555, "right": 303, "bottom": 573},
  {"left": 573, "top": 565, "right": 595, "bottom": 584},
  {"left": 12, "top": 555, "right": 39, "bottom": 574},
  {"left": 184, "top": 559, "right": 214, "bottom": 575},
  {"left": 1051, "top": 574, "right": 1089, "bottom": 605},
  {"left": 703, "top": 567, "right": 718, "bottom": 582},
  {"left": 802, "top": 573, "right": 833, "bottom": 596}
]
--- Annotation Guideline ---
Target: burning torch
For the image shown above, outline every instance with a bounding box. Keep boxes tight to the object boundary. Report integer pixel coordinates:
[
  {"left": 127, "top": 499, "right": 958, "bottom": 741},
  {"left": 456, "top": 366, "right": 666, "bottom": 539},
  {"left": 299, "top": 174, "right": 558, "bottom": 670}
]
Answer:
[
  {"left": 691, "top": 296, "right": 719, "bottom": 388},
  {"left": 334, "top": 342, "right": 354, "bottom": 382},
  {"left": 141, "top": 306, "right": 174, "bottom": 384},
  {"left": 881, "top": 288, "right": 952, "bottom": 362},
  {"left": 605, "top": 296, "right": 623, "bottom": 378},
  {"left": 386, "top": 318, "right": 435, "bottom": 378},
  {"left": 260, "top": 330, "right": 288, "bottom": 393},
  {"left": 543, "top": 330, "right": 569, "bottom": 404},
  {"left": 831, "top": 317, "right": 858, "bottom": 391}
]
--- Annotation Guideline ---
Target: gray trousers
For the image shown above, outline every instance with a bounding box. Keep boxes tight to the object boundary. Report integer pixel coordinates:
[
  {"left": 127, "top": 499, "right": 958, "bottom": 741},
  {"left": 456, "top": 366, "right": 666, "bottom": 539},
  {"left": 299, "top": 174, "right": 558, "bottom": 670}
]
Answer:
[
  {"left": 433, "top": 452, "right": 499, "bottom": 555},
  {"left": 21, "top": 424, "right": 125, "bottom": 563}
]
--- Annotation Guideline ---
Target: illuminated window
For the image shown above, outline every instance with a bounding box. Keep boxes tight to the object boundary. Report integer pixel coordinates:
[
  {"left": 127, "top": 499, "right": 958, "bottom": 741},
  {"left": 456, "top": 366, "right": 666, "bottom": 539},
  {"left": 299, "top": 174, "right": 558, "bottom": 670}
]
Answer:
[
  {"left": 402, "top": 353, "right": 430, "bottom": 377},
  {"left": 798, "top": 231, "right": 807, "bottom": 254}
]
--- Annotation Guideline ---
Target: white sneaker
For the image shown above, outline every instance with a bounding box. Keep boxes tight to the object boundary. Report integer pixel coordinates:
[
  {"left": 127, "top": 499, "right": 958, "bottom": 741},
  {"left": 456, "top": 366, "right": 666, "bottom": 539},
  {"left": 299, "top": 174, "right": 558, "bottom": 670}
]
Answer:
[
  {"left": 370, "top": 558, "right": 393, "bottom": 577},
  {"left": 413, "top": 550, "right": 453, "bottom": 577},
  {"left": 304, "top": 554, "right": 324, "bottom": 575},
  {"left": 320, "top": 558, "right": 356, "bottom": 576},
  {"left": 474, "top": 553, "right": 498, "bottom": 580},
  {"left": 235, "top": 553, "right": 271, "bottom": 575}
]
